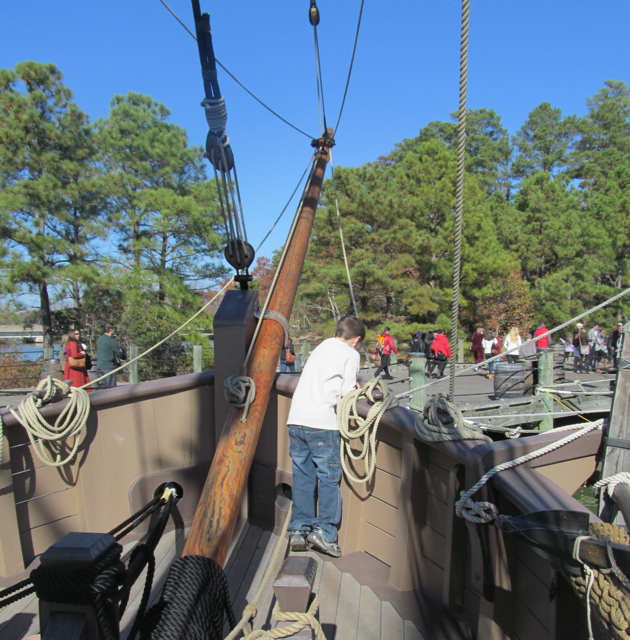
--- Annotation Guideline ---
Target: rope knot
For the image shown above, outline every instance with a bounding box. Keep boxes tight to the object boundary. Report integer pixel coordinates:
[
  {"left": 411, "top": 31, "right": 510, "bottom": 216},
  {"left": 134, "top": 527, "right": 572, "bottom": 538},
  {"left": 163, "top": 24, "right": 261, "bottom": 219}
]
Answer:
[
  {"left": 455, "top": 496, "right": 499, "bottom": 523},
  {"left": 224, "top": 375, "right": 256, "bottom": 423},
  {"left": 243, "top": 602, "right": 258, "bottom": 620}
]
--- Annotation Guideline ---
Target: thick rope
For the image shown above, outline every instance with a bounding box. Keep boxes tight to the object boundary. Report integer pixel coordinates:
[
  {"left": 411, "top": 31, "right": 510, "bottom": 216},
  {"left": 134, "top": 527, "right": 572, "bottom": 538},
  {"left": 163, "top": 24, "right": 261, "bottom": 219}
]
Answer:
[
  {"left": 338, "top": 377, "right": 396, "bottom": 484},
  {"left": 592, "top": 471, "right": 630, "bottom": 500},
  {"left": 570, "top": 523, "right": 630, "bottom": 640},
  {"left": 245, "top": 597, "right": 325, "bottom": 640},
  {"left": 398, "top": 288, "right": 630, "bottom": 400},
  {"left": 6, "top": 377, "right": 90, "bottom": 467},
  {"left": 415, "top": 394, "right": 491, "bottom": 443},
  {"left": 224, "top": 376, "right": 257, "bottom": 423},
  {"left": 455, "top": 420, "right": 604, "bottom": 523},
  {"left": 224, "top": 505, "right": 293, "bottom": 640},
  {"left": 449, "top": 0, "right": 470, "bottom": 402}
]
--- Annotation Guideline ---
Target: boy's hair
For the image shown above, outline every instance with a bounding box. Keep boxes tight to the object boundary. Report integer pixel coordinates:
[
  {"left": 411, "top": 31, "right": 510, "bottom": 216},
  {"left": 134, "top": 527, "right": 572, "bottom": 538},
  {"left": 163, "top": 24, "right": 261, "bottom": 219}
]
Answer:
[
  {"left": 104, "top": 322, "right": 115, "bottom": 333},
  {"left": 335, "top": 316, "right": 366, "bottom": 341}
]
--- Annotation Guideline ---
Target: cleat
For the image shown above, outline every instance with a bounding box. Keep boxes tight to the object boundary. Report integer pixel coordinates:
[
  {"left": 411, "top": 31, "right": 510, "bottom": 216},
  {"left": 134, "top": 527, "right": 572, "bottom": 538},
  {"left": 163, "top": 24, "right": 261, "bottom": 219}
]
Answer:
[{"left": 307, "top": 528, "right": 341, "bottom": 558}]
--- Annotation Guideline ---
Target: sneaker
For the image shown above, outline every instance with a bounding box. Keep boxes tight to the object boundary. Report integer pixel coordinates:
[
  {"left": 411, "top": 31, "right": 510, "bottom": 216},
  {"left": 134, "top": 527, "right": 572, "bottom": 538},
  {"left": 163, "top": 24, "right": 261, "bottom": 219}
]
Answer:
[
  {"left": 289, "top": 530, "right": 309, "bottom": 552},
  {"left": 307, "top": 528, "right": 341, "bottom": 558}
]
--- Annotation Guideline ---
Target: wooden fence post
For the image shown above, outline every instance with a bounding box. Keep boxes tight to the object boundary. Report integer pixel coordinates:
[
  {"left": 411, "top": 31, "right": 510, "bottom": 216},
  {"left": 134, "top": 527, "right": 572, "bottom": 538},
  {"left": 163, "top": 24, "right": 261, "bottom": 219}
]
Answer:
[
  {"left": 538, "top": 348, "right": 553, "bottom": 431},
  {"left": 390, "top": 338, "right": 398, "bottom": 372},
  {"left": 129, "top": 345, "right": 139, "bottom": 384},
  {"left": 458, "top": 338, "right": 464, "bottom": 364},
  {"left": 409, "top": 354, "right": 426, "bottom": 412},
  {"left": 193, "top": 344, "right": 203, "bottom": 373}
]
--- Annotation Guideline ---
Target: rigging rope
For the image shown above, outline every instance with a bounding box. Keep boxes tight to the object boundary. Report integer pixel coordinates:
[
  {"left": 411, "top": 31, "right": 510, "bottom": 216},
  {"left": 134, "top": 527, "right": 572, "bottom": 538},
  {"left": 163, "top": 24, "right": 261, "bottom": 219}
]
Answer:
[
  {"left": 329, "top": 149, "right": 373, "bottom": 374},
  {"left": 454, "top": 420, "right": 603, "bottom": 523},
  {"left": 398, "top": 284, "right": 630, "bottom": 400},
  {"left": 448, "top": 0, "right": 470, "bottom": 403},
  {"left": 338, "top": 377, "right": 396, "bottom": 484},
  {"left": 333, "top": 0, "right": 365, "bottom": 135},
  {"left": 158, "top": 0, "right": 314, "bottom": 139},
  {"left": 310, "top": 2, "right": 328, "bottom": 134}
]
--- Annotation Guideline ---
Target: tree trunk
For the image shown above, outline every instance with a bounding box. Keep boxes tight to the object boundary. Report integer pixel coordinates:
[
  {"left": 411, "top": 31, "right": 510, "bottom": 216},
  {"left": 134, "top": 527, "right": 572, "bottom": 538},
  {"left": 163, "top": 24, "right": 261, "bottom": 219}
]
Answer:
[
  {"left": 158, "top": 232, "right": 167, "bottom": 303},
  {"left": 39, "top": 280, "right": 54, "bottom": 350}
]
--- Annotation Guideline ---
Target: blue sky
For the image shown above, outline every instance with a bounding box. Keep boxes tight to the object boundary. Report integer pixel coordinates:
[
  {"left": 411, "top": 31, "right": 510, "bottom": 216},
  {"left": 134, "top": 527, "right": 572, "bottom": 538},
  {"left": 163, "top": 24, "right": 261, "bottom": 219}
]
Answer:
[{"left": 1, "top": 1, "right": 628, "bottom": 263}]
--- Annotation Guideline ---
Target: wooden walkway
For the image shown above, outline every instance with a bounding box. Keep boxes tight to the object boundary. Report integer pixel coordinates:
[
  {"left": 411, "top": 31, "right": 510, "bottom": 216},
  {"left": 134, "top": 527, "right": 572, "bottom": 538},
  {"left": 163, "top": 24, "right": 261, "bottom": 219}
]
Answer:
[{"left": 0, "top": 518, "right": 462, "bottom": 640}]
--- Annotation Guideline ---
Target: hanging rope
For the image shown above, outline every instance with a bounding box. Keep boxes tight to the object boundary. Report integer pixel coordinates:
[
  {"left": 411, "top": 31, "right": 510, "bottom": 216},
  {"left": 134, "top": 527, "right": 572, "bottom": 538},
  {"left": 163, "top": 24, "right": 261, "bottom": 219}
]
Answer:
[
  {"left": 5, "top": 377, "right": 90, "bottom": 467},
  {"left": 337, "top": 377, "right": 396, "bottom": 484},
  {"left": 329, "top": 150, "right": 373, "bottom": 374},
  {"left": 398, "top": 283, "right": 630, "bottom": 400},
  {"left": 448, "top": 0, "right": 470, "bottom": 403},
  {"left": 414, "top": 394, "right": 491, "bottom": 443},
  {"left": 454, "top": 420, "right": 603, "bottom": 523}
]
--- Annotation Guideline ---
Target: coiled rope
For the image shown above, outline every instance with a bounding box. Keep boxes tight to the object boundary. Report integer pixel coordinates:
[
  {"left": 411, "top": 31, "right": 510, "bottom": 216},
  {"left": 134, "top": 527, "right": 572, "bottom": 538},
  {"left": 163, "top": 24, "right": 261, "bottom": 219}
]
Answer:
[
  {"left": 1, "top": 377, "right": 90, "bottom": 467},
  {"left": 454, "top": 419, "right": 604, "bottom": 523},
  {"left": 224, "top": 375, "right": 257, "bottom": 423},
  {"left": 337, "top": 377, "right": 396, "bottom": 484},
  {"left": 571, "top": 523, "right": 630, "bottom": 640},
  {"left": 244, "top": 597, "right": 325, "bottom": 640},
  {"left": 448, "top": 0, "right": 470, "bottom": 403},
  {"left": 414, "top": 394, "right": 491, "bottom": 443}
]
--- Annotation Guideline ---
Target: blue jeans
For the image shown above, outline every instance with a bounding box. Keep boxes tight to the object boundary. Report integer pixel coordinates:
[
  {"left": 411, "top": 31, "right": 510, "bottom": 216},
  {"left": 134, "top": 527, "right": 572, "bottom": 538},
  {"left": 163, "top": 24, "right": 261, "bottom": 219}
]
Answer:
[
  {"left": 288, "top": 425, "right": 342, "bottom": 543},
  {"left": 485, "top": 355, "right": 494, "bottom": 373},
  {"left": 96, "top": 368, "right": 117, "bottom": 388},
  {"left": 281, "top": 361, "right": 296, "bottom": 373}
]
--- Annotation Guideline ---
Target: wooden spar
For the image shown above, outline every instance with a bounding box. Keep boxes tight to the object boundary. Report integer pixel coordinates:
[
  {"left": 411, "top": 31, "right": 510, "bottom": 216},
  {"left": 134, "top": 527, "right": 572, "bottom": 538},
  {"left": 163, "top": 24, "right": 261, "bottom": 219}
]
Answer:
[{"left": 183, "top": 129, "right": 334, "bottom": 565}]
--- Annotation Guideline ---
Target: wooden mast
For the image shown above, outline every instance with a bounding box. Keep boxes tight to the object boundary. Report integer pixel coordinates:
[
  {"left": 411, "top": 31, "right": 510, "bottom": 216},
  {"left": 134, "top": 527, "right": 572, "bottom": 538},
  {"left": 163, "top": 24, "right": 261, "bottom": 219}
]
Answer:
[{"left": 183, "top": 129, "right": 334, "bottom": 565}]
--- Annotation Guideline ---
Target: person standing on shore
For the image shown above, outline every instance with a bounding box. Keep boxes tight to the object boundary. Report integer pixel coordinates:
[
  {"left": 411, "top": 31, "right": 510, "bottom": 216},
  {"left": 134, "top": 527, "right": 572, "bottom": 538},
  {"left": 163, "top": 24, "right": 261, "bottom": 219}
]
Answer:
[
  {"left": 534, "top": 322, "right": 549, "bottom": 350},
  {"left": 504, "top": 326, "right": 522, "bottom": 364},
  {"left": 96, "top": 323, "right": 126, "bottom": 388},
  {"left": 470, "top": 327, "right": 484, "bottom": 371},
  {"left": 372, "top": 327, "right": 397, "bottom": 380},
  {"left": 610, "top": 322, "right": 624, "bottom": 369},
  {"left": 63, "top": 328, "right": 91, "bottom": 390},
  {"left": 482, "top": 330, "right": 499, "bottom": 379}
]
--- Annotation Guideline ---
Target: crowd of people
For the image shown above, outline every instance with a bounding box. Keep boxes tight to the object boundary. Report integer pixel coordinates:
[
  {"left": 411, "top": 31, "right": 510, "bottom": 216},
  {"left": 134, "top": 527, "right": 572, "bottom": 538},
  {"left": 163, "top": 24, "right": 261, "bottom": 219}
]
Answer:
[{"left": 374, "top": 319, "right": 627, "bottom": 382}]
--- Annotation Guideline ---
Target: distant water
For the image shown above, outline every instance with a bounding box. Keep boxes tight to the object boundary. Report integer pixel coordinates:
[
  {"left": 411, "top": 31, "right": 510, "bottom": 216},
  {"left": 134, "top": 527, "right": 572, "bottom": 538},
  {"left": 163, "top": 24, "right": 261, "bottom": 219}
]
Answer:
[{"left": 0, "top": 343, "right": 61, "bottom": 362}]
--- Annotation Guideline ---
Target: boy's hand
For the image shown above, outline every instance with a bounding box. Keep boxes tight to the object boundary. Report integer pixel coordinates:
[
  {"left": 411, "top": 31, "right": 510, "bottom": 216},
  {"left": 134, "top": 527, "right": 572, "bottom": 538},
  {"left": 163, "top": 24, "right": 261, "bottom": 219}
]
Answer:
[{"left": 356, "top": 382, "right": 361, "bottom": 389}]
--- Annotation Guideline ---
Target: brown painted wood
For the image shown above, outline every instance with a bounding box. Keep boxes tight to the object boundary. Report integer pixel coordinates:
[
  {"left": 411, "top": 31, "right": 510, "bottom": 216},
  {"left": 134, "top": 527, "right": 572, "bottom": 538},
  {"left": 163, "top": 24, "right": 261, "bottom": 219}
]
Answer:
[{"left": 183, "top": 131, "right": 334, "bottom": 565}]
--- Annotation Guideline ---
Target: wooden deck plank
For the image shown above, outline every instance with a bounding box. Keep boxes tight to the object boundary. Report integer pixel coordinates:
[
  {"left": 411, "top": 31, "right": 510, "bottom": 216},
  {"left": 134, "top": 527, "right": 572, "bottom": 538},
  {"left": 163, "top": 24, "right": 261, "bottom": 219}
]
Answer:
[
  {"left": 0, "top": 592, "right": 38, "bottom": 636},
  {"left": 319, "top": 561, "right": 342, "bottom": 639},
  {"left": 334, "top": 571, "right": 361, "bottom": 640},
  {"left": 226, "top": 526, "right": 264, "bottom": 600},
  {"left": 381, "top": 600, "right": 404, "bottom": 640},
  {"left": 228, "top": 530, "right": 273, "bottom": 635},
  {"left": 252, "top": 536, "right": 288, "bottom": 631},
  {"left": 357, "top": 584, "right": 381, "bottom": 640},
  {"left": 0, "top": 594, "right": 38, "bottom": 640},
  {"left": 404, "top": 619, "right": 425, "bottom": 640}
]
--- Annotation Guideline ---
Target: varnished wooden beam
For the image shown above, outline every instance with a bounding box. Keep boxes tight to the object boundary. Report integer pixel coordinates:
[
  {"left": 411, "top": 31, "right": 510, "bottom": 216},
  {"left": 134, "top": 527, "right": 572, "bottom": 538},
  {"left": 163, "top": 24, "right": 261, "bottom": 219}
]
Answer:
[{"left": 183, "top": 130, "right": 334, "bottom": 565}]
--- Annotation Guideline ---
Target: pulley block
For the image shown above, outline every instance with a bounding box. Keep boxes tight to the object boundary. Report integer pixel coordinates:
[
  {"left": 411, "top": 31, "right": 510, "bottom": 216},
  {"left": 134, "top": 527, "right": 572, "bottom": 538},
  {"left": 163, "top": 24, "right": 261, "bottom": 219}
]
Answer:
[
  {"left": 224, "top": 239, "right": 256, "bottom": 271},
  {"left": 309, "top": 0, "right": 320, "bottom": 26}
]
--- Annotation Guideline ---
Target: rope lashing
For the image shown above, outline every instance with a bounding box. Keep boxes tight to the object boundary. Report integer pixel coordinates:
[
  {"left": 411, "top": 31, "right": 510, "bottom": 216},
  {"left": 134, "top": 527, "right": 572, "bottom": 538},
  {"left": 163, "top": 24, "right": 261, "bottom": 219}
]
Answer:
[
  {"left": 203, "top": 96, "right": 228, "bottom": 137},
  {"left": 592, "top": 471, "right": 630, "bottom": 500},
  {"left": 224, "top": 375, "right": 257, "bottom": 423},
  {"left": 5, "top": 376, "right": 90, "bottom": 467},
  {"left": 338, "top": 377, "right": 397, "bottom": 484},
  {"left": 448, "top": 0, "right": 470, "bottom": 402},
  {"left": 570, "top": 523, "right": 630, "bottom": 640},
  {"left": 573, "top": 535, "right": 597, "bottom": 640},
  {"left": 254, "top": 309, "right": 291, "bottom": 350},
  {"left": 244, "top": 597, "right": 325, "bottom": 640},
  {"left": 455, "top": 420, "right": 604, "bottom": 524},
  {"left": 414, "top": 394, "right": 491, "bottom": 444},
  {"left": 32, "top": 543, "right": 127, "bottom": 640},
  {"left": 224, "top": 505, "right": 294, "bottom": 640}
]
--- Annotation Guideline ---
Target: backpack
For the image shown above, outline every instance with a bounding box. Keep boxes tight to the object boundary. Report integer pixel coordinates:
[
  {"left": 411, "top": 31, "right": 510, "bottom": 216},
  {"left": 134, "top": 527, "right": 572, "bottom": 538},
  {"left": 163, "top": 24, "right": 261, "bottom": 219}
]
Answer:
[{"left": 375, "top": 335, "right": 385, "bottom": 354}]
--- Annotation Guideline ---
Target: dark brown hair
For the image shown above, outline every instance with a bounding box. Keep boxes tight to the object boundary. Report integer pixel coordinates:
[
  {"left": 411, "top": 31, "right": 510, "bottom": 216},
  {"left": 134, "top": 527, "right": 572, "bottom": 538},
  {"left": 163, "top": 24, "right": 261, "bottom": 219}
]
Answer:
[{"left": 335, "top": 316, "right": 366, "bottom": 341}]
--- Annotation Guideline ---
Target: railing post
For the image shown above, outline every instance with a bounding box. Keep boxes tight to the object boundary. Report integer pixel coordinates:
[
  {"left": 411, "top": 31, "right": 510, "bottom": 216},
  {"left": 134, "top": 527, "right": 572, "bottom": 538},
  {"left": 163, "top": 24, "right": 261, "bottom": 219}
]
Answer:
[
  {"left": 300, "top": 341, "right": 310, "bottom": 365},
  {"left": 538, "top": 348, "right": 553, "bottom": 431},
  {"left": 458, "top": 338, "right": 464, "bottom": 364},
  {"left": 409, "top": 354, "right": 426, "bottom": 412},
  {"left": 129, "top": 345, "right": 139, "bottom": 384},
  {"left": 193, "top": 344, "right": 203, "bottom": 373},
  {"left": 390, "top": 339, "right": 398, "bottom": 372}
]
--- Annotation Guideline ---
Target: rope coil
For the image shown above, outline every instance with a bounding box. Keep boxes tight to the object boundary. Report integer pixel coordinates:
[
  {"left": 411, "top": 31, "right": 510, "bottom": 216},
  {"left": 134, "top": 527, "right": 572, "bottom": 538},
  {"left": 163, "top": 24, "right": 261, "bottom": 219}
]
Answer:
[
  {"left": 415, "top": 394, "right": 491, "bottom": 443},
  {"left": 245, "top": 597, "right": 325, "bottom": 640},
  {"left": 338, "top": 377, "right": 396, "bottom": 484},
  {"left": 202, "top": 96, "right": 228, "bottom": 134},
  {"left": 5, "top": 377, "right": 90, "bottom": 467}
]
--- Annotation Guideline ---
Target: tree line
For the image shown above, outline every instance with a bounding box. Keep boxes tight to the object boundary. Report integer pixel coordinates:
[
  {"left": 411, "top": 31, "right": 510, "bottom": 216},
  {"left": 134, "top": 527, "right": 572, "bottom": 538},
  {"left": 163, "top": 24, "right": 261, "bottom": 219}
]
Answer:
[
  {"left": 0, "top": 61, "right": 227, "bottom": 374},
  {"left": 296, "top": 80, "right": 630, "bottom": 344}
]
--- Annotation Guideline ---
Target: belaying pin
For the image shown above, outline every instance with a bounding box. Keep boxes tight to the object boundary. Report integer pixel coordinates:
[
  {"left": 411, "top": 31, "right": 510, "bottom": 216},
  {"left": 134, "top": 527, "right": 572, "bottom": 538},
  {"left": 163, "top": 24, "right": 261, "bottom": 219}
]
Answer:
[{"left": 309, "top": 0, "right": 320, "bottom": 26}]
